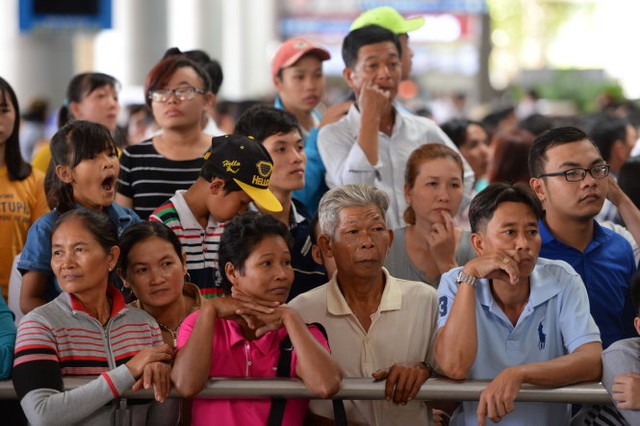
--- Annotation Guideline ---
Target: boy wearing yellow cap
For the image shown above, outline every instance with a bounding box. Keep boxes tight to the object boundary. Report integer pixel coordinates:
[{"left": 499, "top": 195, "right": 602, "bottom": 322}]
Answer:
[{"left": 150, "top": 134, "right": 282, "bottom": 299}]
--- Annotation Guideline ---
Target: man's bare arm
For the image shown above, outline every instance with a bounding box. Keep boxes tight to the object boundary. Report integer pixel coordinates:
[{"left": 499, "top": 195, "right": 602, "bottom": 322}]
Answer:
[{"left": 476, "top": 341, "right": 602, "bottom": 426}]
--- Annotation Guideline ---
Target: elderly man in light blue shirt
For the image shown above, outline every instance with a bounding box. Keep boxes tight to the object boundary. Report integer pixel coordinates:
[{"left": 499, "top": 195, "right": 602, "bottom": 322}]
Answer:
[{"left": 434, "top": 182, "right": 602, "bottom": 426}]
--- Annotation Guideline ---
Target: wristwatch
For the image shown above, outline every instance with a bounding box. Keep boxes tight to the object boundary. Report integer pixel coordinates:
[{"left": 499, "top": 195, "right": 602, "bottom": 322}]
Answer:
[{"left": 456, "top": 270, "right": 478, "bottom": 288}]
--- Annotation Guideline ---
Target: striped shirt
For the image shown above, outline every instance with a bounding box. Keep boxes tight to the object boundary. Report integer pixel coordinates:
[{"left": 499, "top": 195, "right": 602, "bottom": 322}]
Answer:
[
  {"left": 12, "top": 285, "right": 165, "bottom": 425},
  {"left": 118, "top": 139, "right": 205, "bottom": 220},
  {"left": 150, "top": 191, "right": 224, "bottom": 298}
]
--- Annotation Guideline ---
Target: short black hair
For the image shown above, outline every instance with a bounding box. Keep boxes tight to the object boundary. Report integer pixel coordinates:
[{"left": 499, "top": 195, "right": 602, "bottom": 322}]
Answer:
[
  {"left": 183, "top": 49, "right": 224, "bottom": 95},
  {"left": 440, "top": 118, "right": 484, "bottom": 148},
  {"left": 341, "top": 25, "right": 402, "bottom": 69},
  {"left": 219, "top": 211, "right": 292, "bottom": 295},
  {"left": 589, "top": 115, "right": 630, "bottom": 162},
  {"left": 52, "top": 209, "right": 118, "bottom": 255},
  {"left": 469, "top": 182, "right": 543, "bottom": 233},
  {"left": 528, "top": 126, "right": 598, "bottom": 179},
  {"left": 234, "top": 105, "right": 301, "bottom": 143},
  {"left": 517, "top": 113, "right": 554, "bottom": 137},
  {"left": 162, "top": 48, "right": 222, "bottom": 94},
  {"left": 619, "top": 157, "right": 640, "bottom": 209}
]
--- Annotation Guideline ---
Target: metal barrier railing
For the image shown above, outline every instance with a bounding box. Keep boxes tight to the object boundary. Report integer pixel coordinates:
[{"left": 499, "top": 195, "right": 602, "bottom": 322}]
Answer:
[{"left": 0, "top": 377, "right": 612, "bottom": 404}]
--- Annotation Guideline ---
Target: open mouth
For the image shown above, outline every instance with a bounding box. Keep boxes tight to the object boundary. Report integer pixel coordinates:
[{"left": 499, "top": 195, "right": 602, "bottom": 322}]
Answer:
[{"left": 102, "top": 176, "right": 116, "bottom": 192}]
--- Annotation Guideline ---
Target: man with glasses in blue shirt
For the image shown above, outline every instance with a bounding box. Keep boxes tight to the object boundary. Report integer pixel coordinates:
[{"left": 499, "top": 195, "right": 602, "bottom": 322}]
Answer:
[{"left": 528, "top": 126, "right": 637, "bottom": 349}]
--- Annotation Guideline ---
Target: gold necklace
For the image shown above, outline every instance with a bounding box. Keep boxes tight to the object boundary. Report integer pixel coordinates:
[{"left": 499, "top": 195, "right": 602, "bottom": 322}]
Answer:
[{"left": 157, "top": 321, "right": 180, "bottom": 347}]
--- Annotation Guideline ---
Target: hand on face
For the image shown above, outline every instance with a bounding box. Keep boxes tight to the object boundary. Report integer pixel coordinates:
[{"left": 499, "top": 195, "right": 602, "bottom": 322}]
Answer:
[
  {"left": 238, "top": 305, "right": 296, "bottom": 338},
  {"left": 605, "top": 174, "right": 625, "bottom": 206},
  {"left": 357, "top": 76, "right": 392, "bottom": 121},
  {"left": 209, "top": 289, "right": 279, "bottom": 324},
  {"left": 229, "top": 286, "right": 285, "bottom": 334},
  {"left": 426, "top": 211, "right": 457, "bottom": 272},
  {"left": 463, "top": 251, "right": 527, "bottom": 286}
]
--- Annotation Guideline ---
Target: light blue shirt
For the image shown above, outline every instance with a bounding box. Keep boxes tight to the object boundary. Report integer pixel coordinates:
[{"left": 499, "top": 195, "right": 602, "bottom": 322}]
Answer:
[{"left": 438, "top": 258, "right": 601, "bottom": 426}]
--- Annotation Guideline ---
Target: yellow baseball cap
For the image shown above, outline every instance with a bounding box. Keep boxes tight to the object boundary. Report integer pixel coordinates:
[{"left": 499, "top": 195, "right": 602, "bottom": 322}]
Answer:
[
  {"left": 202, "top": 135, "right": 283, "bottom": 212},
  {"left": 350, "top": 6, "right": 425, "bottom": 35}
]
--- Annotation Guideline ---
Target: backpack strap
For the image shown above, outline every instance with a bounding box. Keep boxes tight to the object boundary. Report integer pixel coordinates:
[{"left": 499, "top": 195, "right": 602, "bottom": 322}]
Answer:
[
  {"left": 267, "top": 323, "right": 347, "bottom": 426},
  {"left": 309, "top": 323, "right": 347, "bottom": 426},
  {"left": 267, "top": 335, "right": 294, "bottom": 426}
]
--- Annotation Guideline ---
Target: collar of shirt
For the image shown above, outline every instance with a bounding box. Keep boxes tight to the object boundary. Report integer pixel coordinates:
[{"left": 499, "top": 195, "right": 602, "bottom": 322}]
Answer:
[
  {"left": 474, "top": 259, "right": 563, "bottom": 311},
  {"left": 71, "top": 202, "right": 138, "bottom": 230},
  {"left": 248, "top": 200, "right": 306, "bottom": 230},
  {"left": 274, "top": 94, "right": 322, "bottom": 128},
  {"left": 172, "top": 190, "right": 221, "bottom": 231},
  {"left": 326, "top": 267, "right": 402, "bottom": 316},
  {"left": 539, "top": 218, "right": 610, "bottom": 254},
  {"left": 69, "top": 283, "right": 127, "bottom": 317}
]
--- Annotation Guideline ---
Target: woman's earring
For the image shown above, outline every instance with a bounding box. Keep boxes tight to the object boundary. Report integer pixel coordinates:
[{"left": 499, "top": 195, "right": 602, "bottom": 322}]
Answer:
[{"left": 184, "top": 272, "right": 192, "bottom": 283}]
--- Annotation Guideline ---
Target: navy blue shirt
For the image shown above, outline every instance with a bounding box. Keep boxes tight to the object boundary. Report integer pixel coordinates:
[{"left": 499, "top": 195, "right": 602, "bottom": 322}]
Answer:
[
  {"left": 539, "top": 219, "right": 636, "bottom": 348},
  {"left": 287, "top": 199, "right": 328, "bottom": 301}
]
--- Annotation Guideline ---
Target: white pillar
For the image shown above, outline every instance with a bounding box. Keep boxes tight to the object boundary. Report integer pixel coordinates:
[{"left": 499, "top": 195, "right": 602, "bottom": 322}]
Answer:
[
  {"left": 117, "top": 0, "right": 169, "bottom": 87},
  {"left": 0, "top": 1, "right": 75, "bottom": 108},
  {"left": 221, "top": 0, "right": 277, "bottom": 100}
]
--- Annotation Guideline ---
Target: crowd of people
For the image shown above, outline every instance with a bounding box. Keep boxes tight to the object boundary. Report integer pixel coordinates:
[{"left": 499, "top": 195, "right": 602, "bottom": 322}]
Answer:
[{"left": 2, "top": 5, "right": 640, "bottom": 426}]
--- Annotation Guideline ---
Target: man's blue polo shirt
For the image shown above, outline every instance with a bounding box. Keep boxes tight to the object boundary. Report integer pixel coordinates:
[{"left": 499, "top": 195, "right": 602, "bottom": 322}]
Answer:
[
  {"left": 438, "top": 258, "right": 601, "bottom": 425},
  {"left": 539, "top": 220, "right": 636, "bottom": 348}
]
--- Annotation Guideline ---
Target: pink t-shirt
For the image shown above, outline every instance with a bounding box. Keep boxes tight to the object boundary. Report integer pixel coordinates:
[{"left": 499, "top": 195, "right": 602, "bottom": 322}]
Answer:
[{"left": 177, "top": 311, "right": 330, "bottom": 426}]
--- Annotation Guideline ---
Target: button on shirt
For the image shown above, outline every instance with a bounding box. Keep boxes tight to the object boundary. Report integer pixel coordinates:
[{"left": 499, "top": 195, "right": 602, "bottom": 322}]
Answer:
[
  {"left": 318, "top": 103, "right": 474, "bottom": 229},
  {"left": 438, "top": 259, "right": 601, "bottom": 426},
  {"left": 289, "top": 268, "right": 439, "bottom": 426}
]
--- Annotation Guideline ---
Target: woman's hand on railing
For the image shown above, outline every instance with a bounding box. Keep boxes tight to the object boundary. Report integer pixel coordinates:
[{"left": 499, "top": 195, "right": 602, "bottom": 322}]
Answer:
[
  {"left": 125, "top": 345, "right": 173, "bottom": 381},
  {"left": 132, "top": 361, "right": 172, "bottom": 402}
]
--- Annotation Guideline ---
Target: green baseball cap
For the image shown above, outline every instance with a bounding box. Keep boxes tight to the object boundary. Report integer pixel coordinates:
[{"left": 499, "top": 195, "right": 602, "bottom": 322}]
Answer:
[{"left": 350, "top": 6, "right": 425, "bottom": 35}]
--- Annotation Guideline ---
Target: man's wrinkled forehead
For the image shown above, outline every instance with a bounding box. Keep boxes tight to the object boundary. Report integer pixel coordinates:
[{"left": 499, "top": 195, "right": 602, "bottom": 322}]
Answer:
[{"left": 338, "top": 204, "right": 386, "bottom": 226}]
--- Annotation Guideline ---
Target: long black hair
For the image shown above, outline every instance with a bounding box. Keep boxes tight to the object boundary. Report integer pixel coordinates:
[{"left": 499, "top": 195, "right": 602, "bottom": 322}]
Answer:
[{"left": 0, "top": 77, "right": 31, "bottom": 181}]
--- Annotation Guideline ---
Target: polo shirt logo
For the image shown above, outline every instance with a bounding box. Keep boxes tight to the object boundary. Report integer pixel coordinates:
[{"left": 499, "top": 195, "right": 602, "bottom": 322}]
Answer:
[
  {"left": 538, "top": 320, "right": 546, "bottom": 350},
  {"left": 439, "top": 296, "right": 448, "bottom": 317}
]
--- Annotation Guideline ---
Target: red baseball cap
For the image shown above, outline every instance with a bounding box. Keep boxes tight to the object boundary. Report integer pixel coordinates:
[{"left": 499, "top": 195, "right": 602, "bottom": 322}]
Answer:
[{"left": 271, "top": 39, "right": 330, "bottom": 79}]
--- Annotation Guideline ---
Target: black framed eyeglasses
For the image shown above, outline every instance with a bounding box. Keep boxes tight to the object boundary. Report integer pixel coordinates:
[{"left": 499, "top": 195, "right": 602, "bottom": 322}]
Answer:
[
  {"left": 537, "top": 164, "right": 610, "bottom": 182},
  {"left": 148, "top": 87, "right": 206, "bottom": 103}
]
